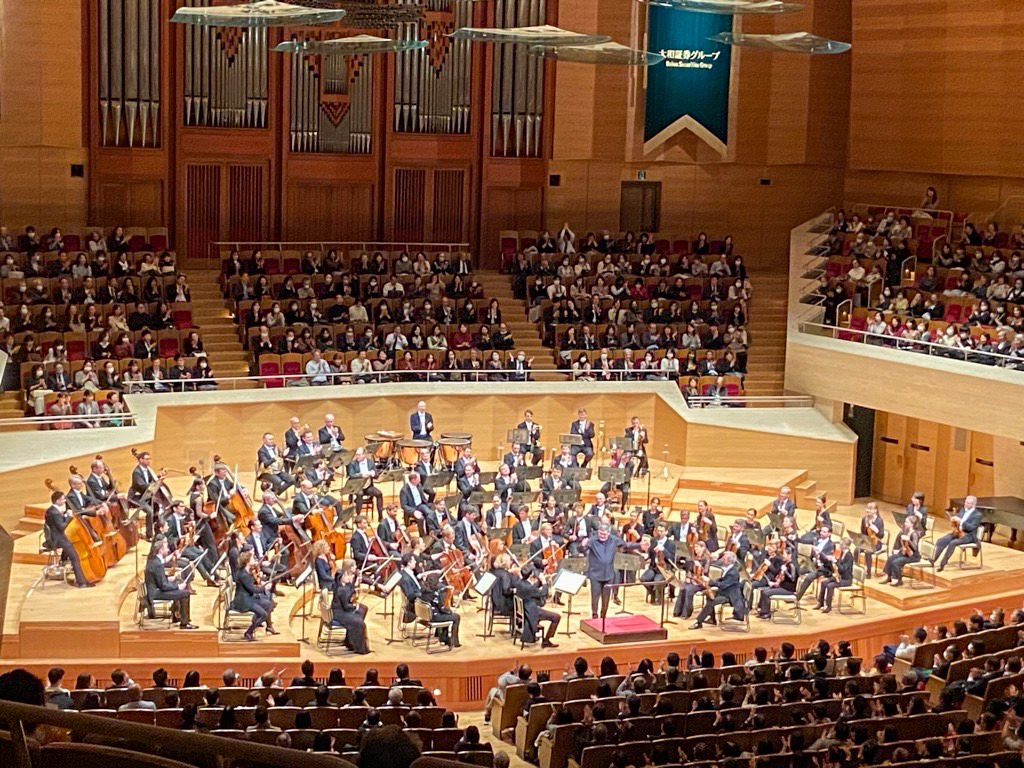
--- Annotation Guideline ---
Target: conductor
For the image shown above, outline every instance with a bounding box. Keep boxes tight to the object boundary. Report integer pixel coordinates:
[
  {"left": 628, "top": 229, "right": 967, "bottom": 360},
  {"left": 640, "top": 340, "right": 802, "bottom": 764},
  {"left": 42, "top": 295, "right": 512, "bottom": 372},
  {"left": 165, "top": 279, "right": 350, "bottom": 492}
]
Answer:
[{"left": 580, "top": 523, "right": 641, "bottom": 619}]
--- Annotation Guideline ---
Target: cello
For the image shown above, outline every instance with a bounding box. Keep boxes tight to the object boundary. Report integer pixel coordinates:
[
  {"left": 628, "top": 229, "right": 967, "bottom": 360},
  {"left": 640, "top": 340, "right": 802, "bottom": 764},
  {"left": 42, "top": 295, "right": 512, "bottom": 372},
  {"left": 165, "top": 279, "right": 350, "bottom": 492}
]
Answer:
[
  {"left": 44, "top": 478, "right": 107, "bottom": 584},
  {"left": 221, "top": 460, "right": 256, "bottom": 533},
  {"left": 69, "top": 465, "right": 125, "bottom": 565},
  {"left": 95, "top": 454, "right": 137, "bottom": 550},
  {"left": 302, "top": 492, "right": 347, "bottom": 560},
  {"left": 438, "top": 546, "right": 473, "bottom": 598},
  {"left": 189, "top": 465, "right": 226, "bottom": 549}
]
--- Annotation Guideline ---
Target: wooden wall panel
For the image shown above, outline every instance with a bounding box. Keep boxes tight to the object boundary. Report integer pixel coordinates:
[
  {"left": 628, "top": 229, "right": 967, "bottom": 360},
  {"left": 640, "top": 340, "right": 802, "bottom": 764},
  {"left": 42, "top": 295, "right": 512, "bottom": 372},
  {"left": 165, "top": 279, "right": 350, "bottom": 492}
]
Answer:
[
  {"left": 283, "top": 182, "right": 374, "bottom": 242},
  {"left": 184, "top": 164, "right": 221, "bottom": 262},
  {"left": 393, "top": 168, "right": 426, "bottom": 242},
  {"left": 227, "top": 165, "right": 266, "bottom": 243},
  {"left": 432, "top": 169, "right": 465, "bottom": 243},
  {"left": 95, "top": 180, "right": 164, "bottom": 228}
]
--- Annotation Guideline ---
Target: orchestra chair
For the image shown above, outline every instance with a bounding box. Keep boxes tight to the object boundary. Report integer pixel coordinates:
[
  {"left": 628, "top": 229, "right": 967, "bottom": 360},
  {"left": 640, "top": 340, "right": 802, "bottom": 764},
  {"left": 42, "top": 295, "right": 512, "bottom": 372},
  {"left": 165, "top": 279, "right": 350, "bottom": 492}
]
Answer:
[
  {"left": 517, "top": 702, "right": 556, "bottom": 761},
  {"left": 835, "top": 564, "right": 867, "bottom": 615},
  {"left": 134, "top": 576, "right": 175, "bottom": 629},
  {"left": 483, "top": 591, "right": 512, "bottom": 637},
  {"left": 714, "top": 581, "right": 752, "bottom": 633},
  {"left": 316, "top": 592, "right": 349, "bottom": 655},
  {"left": 412, "top": 598, "right": 454, "bottom": 654},
  {"left": 36, "top": 743, "right": 196, "bottom": 768},
  {"left": 511, "top": 594, "right": 527, "bottom": 650},
  {"left": 955, "top": 540, "right": 984, "bottom": 570},
  {"left": 906, "top": 541, "right": 938, "bottom": 590},
  {"left": 216, "top": 579, "right": 256, "bottom": 638},
  {"left": 37, "top": 532, "right": 67, "bottom": 588},
  {"left": 768, "top": 592, "right": 801, "bottom": 625}
]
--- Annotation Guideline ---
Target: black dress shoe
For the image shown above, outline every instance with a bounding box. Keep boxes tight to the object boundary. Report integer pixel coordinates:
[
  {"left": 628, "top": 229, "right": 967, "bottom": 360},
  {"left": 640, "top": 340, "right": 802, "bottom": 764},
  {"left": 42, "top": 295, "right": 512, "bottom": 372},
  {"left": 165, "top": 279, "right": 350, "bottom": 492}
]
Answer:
[
  {"left": 242, "top": 632, "right": 256, "bottom": 642},
  {"left": 541, "top": 639, "right": 559, "bottom": 649},
  {"left": 180, "top": 623, "right": 199, "bottom": 630},
  {"left": 688, "top": 622, "right": 702, "bottom": 630}
]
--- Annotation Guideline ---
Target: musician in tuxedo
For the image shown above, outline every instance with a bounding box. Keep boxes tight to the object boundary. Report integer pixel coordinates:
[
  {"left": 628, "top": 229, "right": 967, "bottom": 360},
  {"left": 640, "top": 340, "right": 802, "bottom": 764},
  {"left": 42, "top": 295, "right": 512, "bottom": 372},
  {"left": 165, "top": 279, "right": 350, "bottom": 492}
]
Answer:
[
  {"left": 798, "top": 495, "right": 832, "bottom": 544},
  {"left": 624, "top": 416, "right": 649, "bottom": 477},
  {"left": 246, "top": 518, "right": 285, "bottom": 587},
  {"left": 397, "top": 553, "right": 423, "bottom": 624},
  {"left": 931, "top": 495, "right": 981, "bottom": 572},
  {"left": 348, "top": 516, "right": 378, "bottom": 573},
  {"left": 86, "top": 459, "right": 124, "bottom": 509},
  {"left": 484, "top": 495, "right": 509, "bottom": 530},
  {"left": 129, "top": 450, "right": 163, "bottom": 539},
  {"left": 495, "top": 462, "right": 528, "bottom": 503},
  {"left": 294, "top": 429, "right": 323, "bottom": 458},
  {"left": 754, "top": 546, "right": 797, "bottom": 620},
  {"left": 452, "top": 447, "right": 477, "bottom": 480},
  {"left": 145, "top": 538, "right": 196, "bottom": 629},
  {"left": 64, "top": 476, "right": 104, "bottom": 550},
  {"left": 257, "top": 433, "right": 294, "bottom": 495},
  {"left": 206, "top": 463, "right": 236, "bottom": 527},
  {"left": 456, "top": 463, "right": 483, "bottom": 503},
  {"left": 881, "top": 518, "right": 921, "bottom": 587},
  {"left": 43, "top": 491, "right": 92, "bottom": 588},
  {"left": 667, "top": 508, "right": 695, "bottom": 546},
  {"left": 599, "top": 448, "right": 634, "bottom": 507},
  {"left": 318, "top": 413, "right": 345, "bottom": 450},
  {"left": 816, "top": 537, "right": 854, "bottom": 612},
  {"left": 329, "top": 559, "right": 370, "bottom": 654},
  {"left": 516, "top": 565, "right": 559, "bottom": 647},
  {"left": 377, "top": 504, "right": 405, "bottom": 556},
  {"left": 258, "top": 489, "right": 306, "bottom": 544},
  {"left": 794, "top": 526, "right": 835, "bottom": 602},
  {"left": 502, "top": 443, "right": 528, "bottom": 470},
  {"left": 283, "top": 417, "right": 302, "bottom": 460},
  {"left": 552, "top": 444, "right": 578, "bottom": 471},
  {"left": 420, "top": 571, "right": 461, "bottom": 648},
  {"left": 414, "top": 448, "right": 440, "bottom": 493},
  {"left": 673, "top": 539, "right": 711, "bottom": 619},
  {"left": 454, "top": 507, "right": 485, "bottom": 568},
  {"left": 771, "top": 486, "right": 796, "bottom": 517},
  {"left": 541, "top": 465, "right": 577, "bottom": 503},
  {"left": 589, "top": 492, "right": 610, "bottom": 520},
  {"left": 517, "top": 410, "right": 544, "bottom": 466},
  {"left": 512, "top": 505, "right": 538, "bottom": 545},
  {"left": 717, "top": 519, "right": 752, "bottom": 566},
  {"left": 690, "top": 551, "right": 747, "bottom": 628},
  {"left": 400, "top": 472, "right": 434, "bottom": 529},
  {"left": 164, "top": 500, "right": 218, "bottom": 587},
  {"left": 528, "top": 521, "right": 563, "bottom": 561},
  {"left": 347, "top": 447, "right": 384, "bottom": 519},
  {"left": 569, "top": 408, "right": 596, "bottom": 467},
  {"left": 856, "top": 502, "right": 886, "bottom": 577},
  {"left": 489, "top": 551, "right": 518, "bottom": 619},
  {"left": 640, "top": 523, "right": 676, "bottom": 604},
  {"left": 423, "top": 498, "right": 447, "bottom": 536},
  {"left": 645, "top": 498, "right": 669, "bottom": 537},
  {"left": 410, "top": 400, "right": 434, "bottom": 441},
  {"left": 581, "top": 523, "right": 641, "bottom": 618}
]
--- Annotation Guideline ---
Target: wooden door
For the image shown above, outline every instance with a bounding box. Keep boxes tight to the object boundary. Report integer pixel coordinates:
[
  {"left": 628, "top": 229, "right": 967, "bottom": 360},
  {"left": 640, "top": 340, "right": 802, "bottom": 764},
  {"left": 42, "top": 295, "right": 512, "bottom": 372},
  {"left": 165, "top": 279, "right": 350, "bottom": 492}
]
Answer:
[
  {"left": 902, "top": 419, "right": 938, "bottom": 504},
  {"left": 183, "top": 162, "right": 269, "bottom": 260},
  {"left": 872, "top": 412, "right": 907, "bottom": 503},
  {"left": 620, "top": 181, "right": 661, "bottom": 234},
  {"left": 968, "top": 432, "right": 995, "bottom": 498}
]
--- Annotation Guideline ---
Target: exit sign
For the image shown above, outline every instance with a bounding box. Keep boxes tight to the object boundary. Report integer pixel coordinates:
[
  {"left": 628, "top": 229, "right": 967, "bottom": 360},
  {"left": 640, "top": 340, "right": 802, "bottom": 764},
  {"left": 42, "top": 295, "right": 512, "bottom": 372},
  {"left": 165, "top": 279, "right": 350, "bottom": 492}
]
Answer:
[{"left": 637, "top": 170, "right": 647, "bottom": 181}]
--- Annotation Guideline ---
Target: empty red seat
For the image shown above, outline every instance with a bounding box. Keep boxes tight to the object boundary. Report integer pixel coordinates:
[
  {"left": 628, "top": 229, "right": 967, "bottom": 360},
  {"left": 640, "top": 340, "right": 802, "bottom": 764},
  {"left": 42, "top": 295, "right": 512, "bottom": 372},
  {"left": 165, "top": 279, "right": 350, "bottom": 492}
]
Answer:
[
  {"left": 149, "top": 235, "right": 168, "bottom": 252},
  {"left": 172, "top": 309, "right": 194, "bottom": 330},
  {"left": 259, "top": 357, "right": 283, "bottom": 388},
  {"left": 128, "top": 235, "right": 147, "bottom": 252},
  {"left": 654, "top": 239, "right": 670, "bottom": 253},
  {"left": 943, "top": 305, "right": 961, "bottom": 323},
  {"left": 825, "top": 261, "right": 843, "bottom": 278},
  {"left": 282, "top": 257, "right": 301, "bottom": 273},
  {"left": 64, "top": 235, "right": 82, "bottom": 251},
  {"left": 159, "top": 336, "right": 179, "bottom": 358},
  {"left": 65, "top": 336, "right": 87, "bottom": 361},
  {"left": 500, "top": 237, "right": 517, "bottom": 255},
  {"left": 671, "top": 239, "right": 689, "bottom": 255}
]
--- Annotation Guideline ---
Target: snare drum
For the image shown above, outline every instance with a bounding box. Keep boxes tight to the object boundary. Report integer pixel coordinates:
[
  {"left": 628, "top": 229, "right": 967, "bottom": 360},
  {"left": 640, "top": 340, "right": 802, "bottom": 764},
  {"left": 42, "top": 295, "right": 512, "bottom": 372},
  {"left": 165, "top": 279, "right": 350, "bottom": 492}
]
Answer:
[
  {"left": 398, "top": 439, "right": 432, "bottom": 466},
  {"left": 438, "top": 437, "right": 470, "bottom": 465}
]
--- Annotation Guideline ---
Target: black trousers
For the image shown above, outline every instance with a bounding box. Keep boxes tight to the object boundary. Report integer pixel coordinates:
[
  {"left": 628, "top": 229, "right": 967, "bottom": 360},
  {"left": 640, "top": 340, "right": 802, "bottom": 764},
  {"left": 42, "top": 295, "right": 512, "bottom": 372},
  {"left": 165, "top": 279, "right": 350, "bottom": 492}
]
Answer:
[
  {"left": 59, "top": 542, "right": 88, "bottom": 586},
  {"left": 589, "top": 577, "right": 613, "bottom": 617},
  {"left": 354, "top": 486, "right": 384, "bottom": 519}
]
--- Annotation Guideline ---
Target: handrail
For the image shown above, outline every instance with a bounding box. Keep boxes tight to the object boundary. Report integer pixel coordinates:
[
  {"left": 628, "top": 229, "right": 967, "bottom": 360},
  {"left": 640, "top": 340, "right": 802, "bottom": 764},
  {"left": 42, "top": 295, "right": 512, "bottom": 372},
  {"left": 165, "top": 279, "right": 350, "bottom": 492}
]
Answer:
[
  {"left": 0, "top": 699, "right": 347, "bottom": 768},
  {"left": 211, "top": 240, "right": 470, "bottom": 257},
  {"left": 686, "top": 395, "right": 815, "bottom": 408},
  {"left": 1, "top": 411, "right": 134, "bottom": 427},
  {"left": 797, "top": 319, "right": 1024, "bottom": 369},
  {"left": 970, "top": 194, "right": 1024, "bottom": 229},
  {"left": 848, "top": 201, "right": 955, "bottom": 230}
]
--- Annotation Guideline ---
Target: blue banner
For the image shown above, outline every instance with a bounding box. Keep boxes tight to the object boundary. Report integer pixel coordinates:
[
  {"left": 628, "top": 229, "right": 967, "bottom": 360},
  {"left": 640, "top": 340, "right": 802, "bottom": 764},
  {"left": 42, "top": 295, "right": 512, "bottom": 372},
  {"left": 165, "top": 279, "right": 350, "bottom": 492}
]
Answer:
[{"left": 644, "top": 7, "right": 732, "bottom": 153}]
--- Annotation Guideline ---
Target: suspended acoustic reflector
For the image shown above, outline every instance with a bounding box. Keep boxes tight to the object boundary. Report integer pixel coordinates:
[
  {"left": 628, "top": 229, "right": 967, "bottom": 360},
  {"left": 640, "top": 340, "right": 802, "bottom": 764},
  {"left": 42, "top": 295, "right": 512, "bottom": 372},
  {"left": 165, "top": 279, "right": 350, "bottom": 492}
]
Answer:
[
  {"left": 529, "top": 41, "right": 666, "bottom": 66},
  {"left": 450, "top": 25, "right": 610, "bottom": 48},
  {"left": 274, "top": 34, "right": 428, "bottom": 55},
  {"left": 171, "top": 0, "right": 347, "bottom": 27},
  {"left": 709, "top": 31, "right": 851, "bottom": 54}
]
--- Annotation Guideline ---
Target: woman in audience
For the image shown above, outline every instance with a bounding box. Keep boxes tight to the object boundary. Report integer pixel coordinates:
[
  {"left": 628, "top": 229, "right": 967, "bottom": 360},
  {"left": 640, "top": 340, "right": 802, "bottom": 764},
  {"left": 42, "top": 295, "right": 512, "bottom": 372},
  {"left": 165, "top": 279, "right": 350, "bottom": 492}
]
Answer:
[{"left": 427, "top": 325, "right": 448, "bottom": 351}]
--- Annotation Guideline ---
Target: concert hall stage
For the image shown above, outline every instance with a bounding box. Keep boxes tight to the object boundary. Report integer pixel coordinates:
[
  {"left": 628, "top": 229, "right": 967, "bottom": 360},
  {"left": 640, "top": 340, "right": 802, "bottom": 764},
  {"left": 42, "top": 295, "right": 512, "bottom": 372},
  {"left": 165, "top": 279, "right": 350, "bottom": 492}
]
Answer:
[{"left": 0, "top": 383, "right": 1022, "bottom": 708}]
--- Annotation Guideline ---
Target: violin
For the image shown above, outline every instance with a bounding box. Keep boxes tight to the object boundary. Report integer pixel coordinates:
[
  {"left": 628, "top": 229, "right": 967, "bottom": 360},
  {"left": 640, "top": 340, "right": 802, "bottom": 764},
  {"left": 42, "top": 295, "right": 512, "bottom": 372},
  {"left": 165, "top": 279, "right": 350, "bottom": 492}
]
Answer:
[
  {"left": 900, "top": 533, "right": 914, "bottom": 557},
  {"left": 541, "top": 540, "right": 567, "bottom": 575}
]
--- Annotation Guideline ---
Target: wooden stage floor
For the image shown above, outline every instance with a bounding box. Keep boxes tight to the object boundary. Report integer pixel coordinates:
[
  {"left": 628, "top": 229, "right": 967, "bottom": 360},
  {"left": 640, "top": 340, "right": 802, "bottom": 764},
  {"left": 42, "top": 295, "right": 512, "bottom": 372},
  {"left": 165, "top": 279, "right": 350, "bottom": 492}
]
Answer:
[{"left": 5, "top": 465, "right": 1024, "bottom": 708}]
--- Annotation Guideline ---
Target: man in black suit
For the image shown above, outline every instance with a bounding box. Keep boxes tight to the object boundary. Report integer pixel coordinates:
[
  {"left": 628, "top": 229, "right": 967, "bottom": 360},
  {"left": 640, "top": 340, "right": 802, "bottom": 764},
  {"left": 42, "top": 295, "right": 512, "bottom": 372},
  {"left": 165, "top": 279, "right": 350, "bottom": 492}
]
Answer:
[
  {"left": 246, "top": 518, "right": 284, "bottom": 584},
  {"left": 454, "top": 507, "right": 484, "bottom": 568},
  {"left": 452, "top": 447, "right": 476, "bottom": 480},
  {"left": 502, "top": 443, "right": 528, "bottom": 470},
  {"left": 129, "top": 450, "right": 162, "bottom": 539},
  {"left": 349, "top": 516, "right": 379, "bottom": 574},
  {"left": 569, "top": 408, "right": 595, "bottom": 467},
  {"left": 541, "top": 465, "right": 577, "bottom": 502},
  {"left": 511, "top": 505, "right": 537, "bottom": 546},
  {"left": 43, "top": 491, "right": 92, "bottom": 587},
  {"left": 770, "top": 486, "right": 796, "bottom": 517},
  {"left": 457, "top": 464, "right": 483, "bottom": 502},
  {"left": 46, "top": 364, "right": 71, "bottom": 393},
  {"left": 494, "top": 462, "right": 528, "bottom": 503},
  {"left": 754, "top": 547, "right": 798, "bottom": 619},
  {"left": 516, "top": 565, "right": 559, "bottom": 647},
  {"left": 164, "top": 500, "right": 218, "bottom": 587},
  {"left": 410, "top": 400, "right": 434, "bottom": 441},
  {"left": 640, "top": 522, "right": 676, "bottom": 603},
  {"left": 318, "top": 414, "right": 345, "bottom": 451},
  {"left": 206, "top": 463, "right": 236, "bottom": 527},
  {"left": 377, "top": 504, "right": 405, "bottom": 556},
  {"left": 231, "top": 551, "right": 277, "bottom": 641},
  {"left": 347, "top": 447, "right": 384, "bottom": 519},
  {"left": 283, "top": 417, "right": 302, "bottom": 462},
  {"left": 414, "top": 447, "right": 439, "bottom": 488},
  {"left": 581, "top": 523, "right": 641, "bottom": 618},
  {"left": 397, "top": 553, "right": 423, "bottom": 623},
  {"left": 690, "top": 551, "right": 746, "bottom": 629},
  {"left": 291, "top": 479, "right": 318, "bottom": 519},
  {"left": 399, "top": 472, "right": 433, "bottom": 528},
  {"left": 516, "top": 410, "right": 544, "bottom": 466},
  {"left": 932, "top": 496, "right": 982, "bottom": 571},
  {"left": 551, "top": 445, "right": 578, "bottom": 471},
  {"left": 257, "top": 433, "right": 294, "bottom": 495},
  {"left": 421, "top": 498, "right": 446, "bottom": 537},
  {"left": 483, "top": 495, "right": 508, "bottom": 529},
  {"left": 394, "top": 663, "right": 422, "bottom": 688},
  {"left": 145, "top": 538, "right": 196, "bottom": 628},
  {"left": 717, "top": 519, "right": 752, "bottom": 566},
  {"left": 795, "top": 527, "right": 836, "bottom": 601},
  {"left": 624, "top": 416, "right": 649, "bottom": 477}
]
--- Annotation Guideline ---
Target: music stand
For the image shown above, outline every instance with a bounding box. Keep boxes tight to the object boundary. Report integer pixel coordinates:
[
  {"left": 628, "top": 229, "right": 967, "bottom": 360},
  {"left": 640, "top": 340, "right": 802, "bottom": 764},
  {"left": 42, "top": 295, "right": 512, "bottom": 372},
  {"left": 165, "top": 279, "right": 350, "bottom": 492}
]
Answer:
[
  {"left": 295, "top": 565, "right": 315, "bottom": 644},
  {"left": 552, "top": 489, "right": 581, "bottom": 505},
  {"left": 610, "top": 437, "right": 635, "bottom": 452},
  {"left": 847, "top": 530, "right": 873, "bottom": 552},
  {"left": 474, "top": 571, "right": 498, "bottom": 638},
  {"left": 598, "top": 467, "right": 628, "bottom": 486},
  {"left": 559, "top": 433, "right": 583, "bottom": 447},
  {"left": 294, "top": 455, "right": 319, "bottom": 474},
  {"left": 487, "top": 527, "right": 511, "bottom": 542},
  {"left": 468, "top": 491, "right": 491, "bottom": 507},
  {"left": 443, "top": 494, "right": 462, "bottom": 511},
  {"left": 562, "top": 467, "right": 591, "bottom": 484},
  {"left": 552, "top": 568, "right": 586, "bottom": 638},
  {"left": 612, "top": 552, "right": 646, "bottom": 615},
  {"left": 507, "top": 429, "right": 529, "bottom": 445},
  {"left": 327, "top": 449, "right": 355, "bottom": 470},
  {"left": 380, "top": 568, "right": 405, "bottom": 645},
  {"left": 511, "top": 491, "right": 541, "bottom": 505},
  {"left": 334, "top": 505, "right": 357, "bottom": 530},
  {"left": 518, "top": 466, "right": 543, "bottom": 481},
  {"left": 423, "top": 471, "right": 453, "bottom": 491},
  {"left": 478, "top": 471, "right": 497, "bottom": 485},
  {"left": 339, "top": 477, "right": 368, "bottom": 498}
]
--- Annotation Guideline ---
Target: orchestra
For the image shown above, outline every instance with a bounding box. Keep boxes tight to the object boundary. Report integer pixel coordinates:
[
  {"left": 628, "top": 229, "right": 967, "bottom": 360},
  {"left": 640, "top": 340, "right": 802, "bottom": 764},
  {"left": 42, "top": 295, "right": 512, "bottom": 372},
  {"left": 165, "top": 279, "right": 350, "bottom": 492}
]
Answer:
[{"left": 38, "top": 405, "right": 963, "bottom": 654}]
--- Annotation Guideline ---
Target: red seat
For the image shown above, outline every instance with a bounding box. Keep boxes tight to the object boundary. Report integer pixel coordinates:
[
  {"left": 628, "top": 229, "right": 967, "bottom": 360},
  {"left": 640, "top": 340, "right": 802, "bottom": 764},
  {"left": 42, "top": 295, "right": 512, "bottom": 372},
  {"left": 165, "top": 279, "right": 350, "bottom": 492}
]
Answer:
[
  {"left": 128, "top": 235, "right": 147, "bottom": 252},
  {"left": 500, "top": 237, "right": 517, "bottom": 256},
  {"left": 943, "top": 305, "right": 961, "bottom": 323},
  {"left": 671, "top": 239, "right": 689, "bottom": 255},
  {"left": 264, "top": 259, "right": 280, "bottom": 275},
  {"left": 654, "top": 239, "right": 670, "bottom": 253},
  {"left": 687, "top": 285, "right": 702, "bottom": 300},
  {"left": 710, "top": 240, "right": 725, "bottom": 254},
  {"left": 159, "top": 336, "right": 179, "bottom": 358},
  {"left": 149, "top": 235, "right": 168, "bottom": 252},
  {"left": 282, "top": 257, "right": 301, "bottom": 274},
  {"left": 64, "top": 235, "right": 81, "bottom": 251},
  {"left": 65, "top": 337, "right": 87, "bottom": 361},
  {"left": 725, "top": 383, "right": 742, "bottom": 397},
  {"left": 825, "top": 261, "right": 843, "bottom": 278},
  {"left": 172, "top": 309, "right": 194, "bottom": 330},
  {"left": 259, "top": 357, "right": 283, "bottom": 388}
]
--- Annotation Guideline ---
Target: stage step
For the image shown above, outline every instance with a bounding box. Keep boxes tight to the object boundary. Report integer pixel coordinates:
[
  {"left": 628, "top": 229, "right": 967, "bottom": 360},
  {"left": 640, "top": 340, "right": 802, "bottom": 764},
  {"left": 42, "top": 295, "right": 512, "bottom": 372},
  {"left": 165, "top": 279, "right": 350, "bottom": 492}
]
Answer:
[
  {"left": 674, "top": 468, "right": 807, "bottom": 498},
  {"left": 670, "top": 489, "right": 778, "bottom": 518},
  {"left": 218, "top": 638, "right": 302, "bottom": 657}
]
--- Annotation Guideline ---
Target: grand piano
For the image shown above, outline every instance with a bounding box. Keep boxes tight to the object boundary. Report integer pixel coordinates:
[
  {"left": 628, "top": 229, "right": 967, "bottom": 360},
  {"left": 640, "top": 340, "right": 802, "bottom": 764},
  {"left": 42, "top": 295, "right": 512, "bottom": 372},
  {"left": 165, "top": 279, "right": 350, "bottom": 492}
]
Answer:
[{"left": 949, "top": 496, "right": 1024, "bottom": 541}]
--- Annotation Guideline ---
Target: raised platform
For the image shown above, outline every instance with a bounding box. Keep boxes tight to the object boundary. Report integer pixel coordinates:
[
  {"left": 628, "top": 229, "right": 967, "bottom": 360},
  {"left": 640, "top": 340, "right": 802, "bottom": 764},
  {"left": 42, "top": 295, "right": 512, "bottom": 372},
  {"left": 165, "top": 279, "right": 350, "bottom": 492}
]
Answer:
[{"left": 579, "top": 615, "right": 668, "bottom": 644}]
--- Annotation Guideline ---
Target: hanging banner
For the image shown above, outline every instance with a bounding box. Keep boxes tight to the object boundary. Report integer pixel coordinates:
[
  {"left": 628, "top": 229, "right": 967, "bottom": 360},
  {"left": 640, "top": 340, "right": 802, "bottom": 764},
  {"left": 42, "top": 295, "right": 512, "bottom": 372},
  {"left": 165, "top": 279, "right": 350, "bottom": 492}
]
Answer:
[{"left": 644, "top": 7, "right": 733, "bottom": 155}]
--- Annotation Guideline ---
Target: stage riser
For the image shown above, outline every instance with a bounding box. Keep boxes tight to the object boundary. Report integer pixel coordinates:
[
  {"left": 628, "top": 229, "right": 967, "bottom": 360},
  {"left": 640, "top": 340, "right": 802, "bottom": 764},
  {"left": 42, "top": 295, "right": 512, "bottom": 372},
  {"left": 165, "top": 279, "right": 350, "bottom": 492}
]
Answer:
[
  {"left": 121, "top": 631, "right": 221, "bottom": 658},
  {"left": 218, "top": 640, "right": 302, "bottom": 657},
  {"left": 18, "top": 623, "right": 121, "bottom": 659}
]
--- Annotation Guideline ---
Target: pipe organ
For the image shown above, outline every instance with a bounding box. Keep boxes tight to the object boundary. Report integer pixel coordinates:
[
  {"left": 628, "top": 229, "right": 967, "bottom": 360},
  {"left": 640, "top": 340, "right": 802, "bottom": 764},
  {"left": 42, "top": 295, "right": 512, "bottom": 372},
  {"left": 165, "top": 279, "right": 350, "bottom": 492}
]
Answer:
[
  {"left": 490, "top": 0, "right": 546, "bottom": 157},
  {"left": 98, "top": 0, "right": 162, "bottom": 147}
]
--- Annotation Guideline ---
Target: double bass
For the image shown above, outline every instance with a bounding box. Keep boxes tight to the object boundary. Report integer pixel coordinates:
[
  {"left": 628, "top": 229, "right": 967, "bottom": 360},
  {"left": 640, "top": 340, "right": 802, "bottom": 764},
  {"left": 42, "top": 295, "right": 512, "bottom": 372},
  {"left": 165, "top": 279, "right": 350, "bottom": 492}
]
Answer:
[
  {"left": 302, "top": 492, "right": 347, "bottom": 560},
  {"left": 44, "top": 478, "right": 107, "bottom": 584},
  {"left": 69, "top": 464, "right": 126, "bottom": 565},
  {"left": 189, "top": 466, "right": 226, "bottom": 548},
  {"left": 95, "top": 454, "right": 137, "bottom": 550}
]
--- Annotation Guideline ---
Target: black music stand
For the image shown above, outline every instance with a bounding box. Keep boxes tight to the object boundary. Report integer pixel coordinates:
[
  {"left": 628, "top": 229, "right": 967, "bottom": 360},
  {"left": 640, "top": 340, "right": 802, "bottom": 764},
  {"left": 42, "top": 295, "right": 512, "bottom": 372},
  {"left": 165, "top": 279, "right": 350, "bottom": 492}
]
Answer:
[
  {"left": 552, "top": 489, "right": 581, "bottom": 506},
  {"left": 511, "top": 491, "right": 541, "bottom": 506},
  {"left": 423, "top": 471, "right": 453, "bottom": 491},
  {"left": 554, "top": 558, "right": 587, "bottom": 638},
  {"left": 518, "top": 466, "right": 543, "bottom": 482},
  {"left": 612, "top": 551, "right": 646, "bottom": 615},
  {"left": 561, "top": 467, "right": 591, "bottom": 485},
  {"left": 468, "top": 491, "right": 491, "bottom": 507},
  {"left": 381, "top": 568, "right": 405, "bottom": 645},
  {"left": 507, "top": 428, "right": 530, "bottom": 446},
  {"left": 598, "top": 466, "right": 628, "bottom": 487},
  {"left": 610, "top": 437, "right": 636, "bottom": 452},
  {"left": 478, "top": 471, "right": 497, "bottom": 486},
  {"left": 474, "top": 571, "right": 498, "bottom": 639}
]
